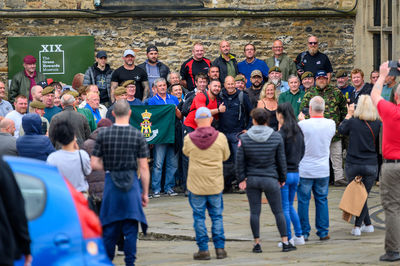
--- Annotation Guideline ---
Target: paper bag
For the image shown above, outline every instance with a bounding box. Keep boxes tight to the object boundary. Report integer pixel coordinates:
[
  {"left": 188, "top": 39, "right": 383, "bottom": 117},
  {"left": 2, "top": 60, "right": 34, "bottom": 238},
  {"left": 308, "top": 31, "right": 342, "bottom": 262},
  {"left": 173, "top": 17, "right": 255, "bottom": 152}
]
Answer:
[{"left": 339, "top": 176, "right": 368, "bottom": 219}]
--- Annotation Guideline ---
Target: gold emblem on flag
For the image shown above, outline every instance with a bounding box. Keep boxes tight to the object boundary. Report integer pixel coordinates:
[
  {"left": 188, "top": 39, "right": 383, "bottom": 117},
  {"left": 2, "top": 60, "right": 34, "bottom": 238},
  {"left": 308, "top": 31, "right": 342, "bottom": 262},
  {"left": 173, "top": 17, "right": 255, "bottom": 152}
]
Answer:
[{"left": 140, "top": 109, "right": 152, "bottom": 137}]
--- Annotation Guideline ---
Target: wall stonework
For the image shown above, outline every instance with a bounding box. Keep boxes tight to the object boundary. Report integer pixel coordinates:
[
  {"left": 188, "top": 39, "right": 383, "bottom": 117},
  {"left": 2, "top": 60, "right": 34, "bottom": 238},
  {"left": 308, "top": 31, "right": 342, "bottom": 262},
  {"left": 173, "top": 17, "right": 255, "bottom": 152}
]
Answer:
[
  {"left": 0, "top": 0, "right": 352, "bottom": 10},
  {"left": 0, "top": 16, "right": 354, "bottom": 84}
]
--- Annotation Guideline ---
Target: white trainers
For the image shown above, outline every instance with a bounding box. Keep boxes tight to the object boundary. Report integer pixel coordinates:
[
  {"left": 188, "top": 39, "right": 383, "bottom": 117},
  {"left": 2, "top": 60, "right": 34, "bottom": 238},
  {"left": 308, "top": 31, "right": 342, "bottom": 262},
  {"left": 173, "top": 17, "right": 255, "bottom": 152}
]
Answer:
[
  {"left": 293, "top": 235, "right": 305, "bottom": 245},
  {"left": 361, "top": 224, "right": 374, "bottom": 233},
  {"left": 351, "top": 227, "right": 361, "bottom": 236},
  {"left": 278, "top": 238, "right": 294, "bottom": 247}
]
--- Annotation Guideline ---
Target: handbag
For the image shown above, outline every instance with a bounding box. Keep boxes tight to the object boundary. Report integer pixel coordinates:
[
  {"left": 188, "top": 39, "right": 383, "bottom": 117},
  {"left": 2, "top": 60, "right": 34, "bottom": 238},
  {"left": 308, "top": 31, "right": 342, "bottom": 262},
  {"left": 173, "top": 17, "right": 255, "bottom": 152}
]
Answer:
[{"left": 339, "top": 176, "right": 368, "bottom": 222}]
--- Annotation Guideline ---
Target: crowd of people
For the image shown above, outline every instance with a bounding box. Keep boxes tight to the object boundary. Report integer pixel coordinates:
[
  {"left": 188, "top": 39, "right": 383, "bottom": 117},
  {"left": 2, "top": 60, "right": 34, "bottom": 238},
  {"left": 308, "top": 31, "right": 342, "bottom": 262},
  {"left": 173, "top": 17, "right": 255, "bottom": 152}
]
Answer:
[{"left": 1, "top": 35, "right": 400, "bottom": 265}]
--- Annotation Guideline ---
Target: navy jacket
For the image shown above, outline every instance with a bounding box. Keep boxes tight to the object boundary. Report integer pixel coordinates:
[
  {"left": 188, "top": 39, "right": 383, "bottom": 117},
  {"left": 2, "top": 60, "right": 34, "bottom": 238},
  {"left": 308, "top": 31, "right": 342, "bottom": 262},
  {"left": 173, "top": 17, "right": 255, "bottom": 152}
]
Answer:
[
  {"left": 219, "top": 89, "right": 253, "bottom": 134},
  {"left": 17, "top": 113, "right": 55, "bottom": 161}
]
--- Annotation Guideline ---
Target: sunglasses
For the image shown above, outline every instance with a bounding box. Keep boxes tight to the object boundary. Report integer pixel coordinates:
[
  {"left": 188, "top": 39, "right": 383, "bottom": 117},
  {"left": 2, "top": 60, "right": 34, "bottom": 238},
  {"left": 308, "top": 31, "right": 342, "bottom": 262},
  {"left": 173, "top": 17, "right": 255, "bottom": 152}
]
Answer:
[{"left": 308, "top": 42, "right": 318, "bottom": 45}]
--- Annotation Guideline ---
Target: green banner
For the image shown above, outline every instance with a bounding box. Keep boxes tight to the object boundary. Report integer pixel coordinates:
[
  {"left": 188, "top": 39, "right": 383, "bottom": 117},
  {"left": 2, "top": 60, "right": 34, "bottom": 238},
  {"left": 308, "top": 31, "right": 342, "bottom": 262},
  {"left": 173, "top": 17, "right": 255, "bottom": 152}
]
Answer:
[
  {"left": 130, "top": 105, "right": 176, "bottom": 144},
  {"left": 8, "top": 36, "right": 94, "bottom": 84}
]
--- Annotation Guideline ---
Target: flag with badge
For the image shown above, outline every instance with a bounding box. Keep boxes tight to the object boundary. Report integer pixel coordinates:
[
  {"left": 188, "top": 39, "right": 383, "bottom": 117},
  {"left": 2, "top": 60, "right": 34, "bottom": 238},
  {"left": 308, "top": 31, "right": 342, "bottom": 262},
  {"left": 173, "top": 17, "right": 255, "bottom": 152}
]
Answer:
[{"left": 130, "top": 104, "right": 176, "bottom": 144}]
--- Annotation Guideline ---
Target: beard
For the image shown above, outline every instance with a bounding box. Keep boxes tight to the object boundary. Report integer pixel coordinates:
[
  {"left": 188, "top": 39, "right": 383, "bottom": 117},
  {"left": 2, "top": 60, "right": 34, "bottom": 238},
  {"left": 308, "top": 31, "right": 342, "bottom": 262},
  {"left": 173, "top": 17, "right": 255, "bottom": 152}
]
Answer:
[
  {"left": 308, "top": 47, "right": 318, "bottom": 56},
  {"left": 270, "top": 79, "right": 280, "bottom": 86}
]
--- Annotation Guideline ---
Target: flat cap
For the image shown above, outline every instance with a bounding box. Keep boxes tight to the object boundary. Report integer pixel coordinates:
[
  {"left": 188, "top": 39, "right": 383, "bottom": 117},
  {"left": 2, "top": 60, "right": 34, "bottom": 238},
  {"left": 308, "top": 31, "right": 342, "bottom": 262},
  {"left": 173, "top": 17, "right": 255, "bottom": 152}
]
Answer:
[
  {"left": 29, "top": 100, "right": 45, "bottom": 109},
  {"left": 41, "top": 86, "right": 55, "bottom": 95},
  {"left": 268, "top": 66, "right": 281, "bottom": 74},
  {"left": 336, "top": 70, "right": 348, "bottom": 78},
  {"left": 301, "top": 71, "right": 314, "bottom": 80},
  {"left": 121, "top": 80, "right": 136, "bottom": 87},
  {"left": 114, "top": 86, "right": 127, "bottom": 96}
]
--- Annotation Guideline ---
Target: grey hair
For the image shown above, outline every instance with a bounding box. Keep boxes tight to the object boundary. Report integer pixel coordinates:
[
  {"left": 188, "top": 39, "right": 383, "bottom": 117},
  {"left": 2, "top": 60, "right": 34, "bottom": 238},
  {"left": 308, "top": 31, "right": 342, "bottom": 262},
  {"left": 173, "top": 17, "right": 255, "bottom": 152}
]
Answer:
[
  {"left": 61, "top": 94, "right": 75, "bottom": 106},
  {"left": 287, "top": 74, "right": 300, "bottom": 82},
  {"left": 154, "top": 77, "right": 166, "bottom": 87},
  {"left": 113, "top": 99, "right": 130, "bottom": 117},
  {"left": 167, "top": 72, "right": 181, "bottom": 83},
  {"left": 309, "top": 96, "right": 325, "bottom": 113}
]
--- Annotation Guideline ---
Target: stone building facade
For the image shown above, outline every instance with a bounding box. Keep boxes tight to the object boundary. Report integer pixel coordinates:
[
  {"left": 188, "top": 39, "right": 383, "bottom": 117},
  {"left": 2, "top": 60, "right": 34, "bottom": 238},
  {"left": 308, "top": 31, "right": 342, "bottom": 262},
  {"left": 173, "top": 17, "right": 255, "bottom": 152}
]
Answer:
[{"left": 0, "top": 0, "right": 398, "bottom": 84}]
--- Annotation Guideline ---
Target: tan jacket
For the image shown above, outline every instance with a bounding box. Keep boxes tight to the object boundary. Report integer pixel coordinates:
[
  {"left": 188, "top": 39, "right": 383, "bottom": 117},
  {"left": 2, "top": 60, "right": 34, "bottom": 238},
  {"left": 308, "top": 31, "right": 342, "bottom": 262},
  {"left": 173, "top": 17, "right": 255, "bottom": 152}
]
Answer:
[{"left": 183, "top": 132, "right": 230, "bottom": 195}]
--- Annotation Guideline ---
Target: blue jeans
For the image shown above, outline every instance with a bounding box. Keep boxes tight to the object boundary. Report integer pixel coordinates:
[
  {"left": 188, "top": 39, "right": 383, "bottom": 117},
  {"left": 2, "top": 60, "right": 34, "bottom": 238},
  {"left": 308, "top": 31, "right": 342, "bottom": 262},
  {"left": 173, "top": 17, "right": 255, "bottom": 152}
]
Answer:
[
  {"left": 151, "top": 144, "right": 177, "bottom": 193},
  {"left": 103, "top": 219, "right": 139, "bottom": 266},
  {"left": 297, "top": 177, "right": 329, "bottom": 238},
  {"left": 188, "top": 192, "right": 225, "bottom": 251},
  {"left": 280, "top": 172, "right": 302, "bottom": 240}
]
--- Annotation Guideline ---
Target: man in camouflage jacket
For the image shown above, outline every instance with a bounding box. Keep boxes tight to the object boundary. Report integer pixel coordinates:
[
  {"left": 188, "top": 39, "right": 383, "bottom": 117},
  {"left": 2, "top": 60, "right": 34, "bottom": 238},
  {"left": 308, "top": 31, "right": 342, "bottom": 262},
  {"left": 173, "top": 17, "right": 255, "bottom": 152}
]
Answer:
[{"left": 299, "top": 70, "right": 347, "bottom": 186}]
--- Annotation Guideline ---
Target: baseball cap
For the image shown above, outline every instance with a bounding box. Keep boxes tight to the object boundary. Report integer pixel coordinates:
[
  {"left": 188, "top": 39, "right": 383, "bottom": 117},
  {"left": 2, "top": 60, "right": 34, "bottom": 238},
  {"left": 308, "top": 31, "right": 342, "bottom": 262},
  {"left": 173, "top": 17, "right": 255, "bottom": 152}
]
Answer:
[
  {"left": 96, "top": 51, "right": 107, "bottom": 58},
  {"left": 23, "top": 55, "right": 36, "bottom": 64},
  {"left": 315, "top": 70, "right": 328, "bottom": 79},
  {"left": 123, "top": 49, "right": 135, "bottom": 57},
  {"left": 146, "top": 45, "right": 158, "bottom": 53},
  {"left": 251, "top": 70, "right": 263, "bottom": 78},
  {"left": 37, "top": 81, "right": 48, "bottom": 88},
  {"left": 195, "top": 107, "right": 212, "bottom": 119}
]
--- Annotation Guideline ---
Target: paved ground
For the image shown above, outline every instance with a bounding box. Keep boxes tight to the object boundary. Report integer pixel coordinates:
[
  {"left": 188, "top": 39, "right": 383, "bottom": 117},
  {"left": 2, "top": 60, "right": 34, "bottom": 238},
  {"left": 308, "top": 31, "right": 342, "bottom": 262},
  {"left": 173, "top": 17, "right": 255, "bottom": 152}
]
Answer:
[{"left": 113, "top": 185, "right": 392, "bottom": 265}]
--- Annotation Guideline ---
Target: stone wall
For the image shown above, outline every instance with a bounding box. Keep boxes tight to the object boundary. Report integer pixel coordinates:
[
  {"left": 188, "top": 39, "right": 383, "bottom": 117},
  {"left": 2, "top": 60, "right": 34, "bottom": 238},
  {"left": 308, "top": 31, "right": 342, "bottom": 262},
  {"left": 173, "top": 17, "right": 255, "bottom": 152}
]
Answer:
[
  {"left": 0, "top": 0, "right": 355, "bottom": 10},
  {"left": 0, "top": 16, "right": 355, "bottom": 84}
]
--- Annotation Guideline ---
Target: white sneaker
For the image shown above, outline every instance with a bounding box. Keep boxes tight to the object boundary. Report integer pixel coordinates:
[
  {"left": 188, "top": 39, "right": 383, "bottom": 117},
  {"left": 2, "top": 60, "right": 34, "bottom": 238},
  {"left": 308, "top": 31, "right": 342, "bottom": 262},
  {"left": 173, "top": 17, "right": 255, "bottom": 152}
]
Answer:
[
  {"left": 361, "top": 224, "right": 374, "bottom": 233},
  {"left": 293, "top": 235, "right": 305, "bottom": 245},
  {"left": 278, "top": 238, "right": 295, "bottom": 247},
  {"left": 351, "top": 227, "right": 361, "bottom": 236}
]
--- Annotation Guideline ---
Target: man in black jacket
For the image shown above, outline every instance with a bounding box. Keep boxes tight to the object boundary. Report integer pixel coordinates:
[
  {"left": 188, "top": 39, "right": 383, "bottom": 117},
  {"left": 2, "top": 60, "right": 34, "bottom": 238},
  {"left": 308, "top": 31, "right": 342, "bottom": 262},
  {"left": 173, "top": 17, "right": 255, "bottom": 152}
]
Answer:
[
  {"left": 83, "top": 51, "right": 113, "bottom": 106},
  {"left": 0, "top": 158, "right": 32, "bottom": 266},
  {"left": 138, "top": 45, "right": 170, "bottom": 97},
  {"left": 213, "top": 41, "right": 239, "bottom": 84}
]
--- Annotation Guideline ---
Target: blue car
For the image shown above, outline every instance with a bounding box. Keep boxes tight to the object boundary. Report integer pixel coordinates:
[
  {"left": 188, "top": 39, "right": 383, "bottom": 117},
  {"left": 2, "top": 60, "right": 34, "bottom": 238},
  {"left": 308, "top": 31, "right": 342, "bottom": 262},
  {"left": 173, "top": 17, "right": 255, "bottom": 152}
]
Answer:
[{"left": 4, "top": 156, "right": 113, "bottom": 266}]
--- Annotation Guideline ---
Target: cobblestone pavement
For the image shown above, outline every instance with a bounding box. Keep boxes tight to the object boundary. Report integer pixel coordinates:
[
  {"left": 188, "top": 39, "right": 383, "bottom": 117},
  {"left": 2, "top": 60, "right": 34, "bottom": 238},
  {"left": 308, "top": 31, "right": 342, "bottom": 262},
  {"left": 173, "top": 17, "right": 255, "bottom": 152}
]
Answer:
[{"left": 113, "top": 185, "right": 392, "bottom": 265}]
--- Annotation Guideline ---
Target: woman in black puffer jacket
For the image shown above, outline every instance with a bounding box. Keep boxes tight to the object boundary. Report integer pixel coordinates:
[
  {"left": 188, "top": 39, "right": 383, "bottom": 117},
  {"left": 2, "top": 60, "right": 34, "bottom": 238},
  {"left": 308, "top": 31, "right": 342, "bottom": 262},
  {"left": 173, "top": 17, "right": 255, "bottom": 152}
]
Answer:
[{"left": 236, "top": 108, "right": 295, "bottom": 253}]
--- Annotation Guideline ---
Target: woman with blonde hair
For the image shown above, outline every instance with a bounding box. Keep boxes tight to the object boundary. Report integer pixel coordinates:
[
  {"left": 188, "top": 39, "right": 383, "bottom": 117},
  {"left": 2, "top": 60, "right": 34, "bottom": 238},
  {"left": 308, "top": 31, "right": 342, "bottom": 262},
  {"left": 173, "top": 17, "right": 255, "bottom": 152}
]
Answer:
[
  {"left": 338, "top": 95, "right": 381, "bottom": 236},
  {"left": 257, "top": 82, "right": 279, "bottom": 130}
]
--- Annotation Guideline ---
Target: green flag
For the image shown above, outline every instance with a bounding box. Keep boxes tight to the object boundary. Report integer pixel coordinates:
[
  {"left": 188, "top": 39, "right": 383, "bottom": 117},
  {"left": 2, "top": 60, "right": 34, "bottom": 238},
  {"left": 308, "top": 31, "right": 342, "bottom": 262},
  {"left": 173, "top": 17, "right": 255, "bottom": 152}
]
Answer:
[{"left": 130, "top": 105, "right": 176, "bottom": 144}]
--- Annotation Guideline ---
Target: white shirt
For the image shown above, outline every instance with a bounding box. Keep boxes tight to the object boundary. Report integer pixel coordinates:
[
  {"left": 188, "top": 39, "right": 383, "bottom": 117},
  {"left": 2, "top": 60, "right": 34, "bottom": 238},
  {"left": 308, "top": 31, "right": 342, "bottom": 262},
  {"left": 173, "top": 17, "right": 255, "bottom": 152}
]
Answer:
[
  {"left": 299, "top": 117, "right": 335, "bottom": 178},
  {"left": 5, "top": 110, "right": 24, "bottom": 139}
]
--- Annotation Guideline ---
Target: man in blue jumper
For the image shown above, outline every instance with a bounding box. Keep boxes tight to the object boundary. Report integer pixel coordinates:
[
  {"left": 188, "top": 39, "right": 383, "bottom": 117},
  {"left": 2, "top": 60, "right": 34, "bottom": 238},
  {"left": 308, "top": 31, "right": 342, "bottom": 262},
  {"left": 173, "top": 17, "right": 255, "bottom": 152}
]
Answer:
[{"left": 238, "top": 43, "right": 269, "bottom": 88}]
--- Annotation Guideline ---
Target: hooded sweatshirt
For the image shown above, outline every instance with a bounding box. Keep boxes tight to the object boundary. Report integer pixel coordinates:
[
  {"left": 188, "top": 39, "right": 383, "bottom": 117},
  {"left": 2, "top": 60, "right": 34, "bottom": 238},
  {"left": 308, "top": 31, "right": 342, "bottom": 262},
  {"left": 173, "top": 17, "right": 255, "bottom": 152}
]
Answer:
[
  {"left": 236, "top": 125, "right": 287, "bottom": 183},
  {"left": 16, "top": 113, "right": 55, "bottom": 161},
  {"left": 183, "top": 126, "right": 230, "bottom": 195}
]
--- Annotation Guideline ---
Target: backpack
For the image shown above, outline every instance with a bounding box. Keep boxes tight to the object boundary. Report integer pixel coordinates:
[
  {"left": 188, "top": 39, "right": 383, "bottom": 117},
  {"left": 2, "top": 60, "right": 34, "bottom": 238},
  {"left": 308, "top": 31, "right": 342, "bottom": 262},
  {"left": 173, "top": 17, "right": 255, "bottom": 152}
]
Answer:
[
  {"left": 219, "top": 90, "right": 246, "bottom": 122},
  {"left": 181, "top": 91, "right": 210, "bottom": 117}
]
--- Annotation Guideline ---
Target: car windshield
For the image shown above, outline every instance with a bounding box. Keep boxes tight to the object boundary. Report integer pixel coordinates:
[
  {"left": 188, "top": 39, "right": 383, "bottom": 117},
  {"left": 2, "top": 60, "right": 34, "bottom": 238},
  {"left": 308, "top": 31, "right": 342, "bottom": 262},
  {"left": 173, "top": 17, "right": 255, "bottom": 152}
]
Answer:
[{"left": 14, "top": 173, "right": 46, "bottom": 220}]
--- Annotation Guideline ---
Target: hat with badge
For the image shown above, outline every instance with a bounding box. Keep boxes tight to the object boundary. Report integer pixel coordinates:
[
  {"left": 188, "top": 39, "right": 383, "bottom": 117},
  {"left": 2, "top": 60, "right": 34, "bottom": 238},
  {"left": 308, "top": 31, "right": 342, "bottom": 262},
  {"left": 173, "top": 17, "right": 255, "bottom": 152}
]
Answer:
[
  {"left": 268, "top": 66, "right": 281, "bottom": 74},
  {"left": 41, "top": 86, "right": 55, "bottom": 95},
  {"left": 121, "top": 80, "right": 136, "bottom": 87},
  {"left": 114, "top": 86, "right": 127, "bottom": 96},
  {"left": 29, "top": 100, "right": 45, "bottom": 109},
  {"left": 64, "top": 90, "right": 79, "bottom": 98},
  {"left": 336, "top": 70, "right": 348, "bottom": 78},
  {"left": 251, "top": 70, "right": 263, "bottom": 78},
  {"left": 301, "top": 71, "right": 314, "bottom": 80},
  {"left": 234, "top": 74, "right": 246, "bottom": 82},
  {"left": 315, "top": 70, "right": 328, "bottom": 79}
]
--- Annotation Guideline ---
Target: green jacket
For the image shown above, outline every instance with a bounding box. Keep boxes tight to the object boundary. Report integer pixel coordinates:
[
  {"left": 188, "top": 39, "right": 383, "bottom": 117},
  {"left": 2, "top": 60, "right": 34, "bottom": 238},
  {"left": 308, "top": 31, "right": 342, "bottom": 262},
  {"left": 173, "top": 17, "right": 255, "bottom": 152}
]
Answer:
[
  {"left": 265, "top": 54, "right": 297, "bottom": 81},
  {"left": 278, "top": 89, "right": 305, "bottom": 118},
  {"left": 77, "top": 108, "right": 97, "bottom": 132},
  {"left": 9, "top": 70, "right": 46, "bottom": 104},
  {"left": 300, "top": 85, "right": 347, "bottom": 142}
]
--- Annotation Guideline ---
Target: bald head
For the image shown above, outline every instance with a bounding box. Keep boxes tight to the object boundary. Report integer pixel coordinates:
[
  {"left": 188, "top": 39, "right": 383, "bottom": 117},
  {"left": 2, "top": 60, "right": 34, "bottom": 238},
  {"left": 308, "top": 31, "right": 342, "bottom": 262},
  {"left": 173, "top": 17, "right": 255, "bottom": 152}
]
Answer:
[
  {"left": 0, "top": 118, "right": 15, "bottom": 135},
  {"left": 31, "top": 85, "right": 43, "bottom": 101},
  {"left": 219, "top": 40, "right": 231, "bottom": 56}
]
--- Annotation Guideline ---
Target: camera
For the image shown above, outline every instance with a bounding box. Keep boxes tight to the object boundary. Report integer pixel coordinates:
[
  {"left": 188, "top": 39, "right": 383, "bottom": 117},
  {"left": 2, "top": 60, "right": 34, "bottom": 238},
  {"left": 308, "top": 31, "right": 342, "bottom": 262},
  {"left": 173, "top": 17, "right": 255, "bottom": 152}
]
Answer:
[{"left": 388, "top": 61, "right": 400, "bottom": 76}]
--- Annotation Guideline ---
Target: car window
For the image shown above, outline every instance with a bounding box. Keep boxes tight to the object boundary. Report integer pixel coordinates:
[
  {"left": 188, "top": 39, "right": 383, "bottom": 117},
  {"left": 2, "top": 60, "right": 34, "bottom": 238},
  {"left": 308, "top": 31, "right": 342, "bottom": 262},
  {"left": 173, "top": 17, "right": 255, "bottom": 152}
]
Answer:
[{"left": 14, "top": 173, "right": 46, "bottom": 221}]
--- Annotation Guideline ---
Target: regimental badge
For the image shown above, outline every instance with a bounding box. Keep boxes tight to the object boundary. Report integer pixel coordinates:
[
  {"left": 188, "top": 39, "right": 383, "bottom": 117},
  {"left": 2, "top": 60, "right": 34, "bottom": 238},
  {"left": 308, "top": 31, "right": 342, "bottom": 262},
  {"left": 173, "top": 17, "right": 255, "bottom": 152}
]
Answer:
[
  {"left": 140, "top": 109, "right": 159, "bottom": 141},
  {"left": 140, "top": 110, "right": 152, "bottom": 137}
]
